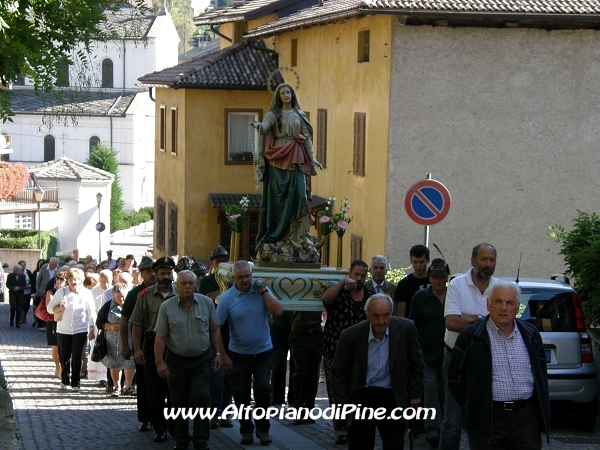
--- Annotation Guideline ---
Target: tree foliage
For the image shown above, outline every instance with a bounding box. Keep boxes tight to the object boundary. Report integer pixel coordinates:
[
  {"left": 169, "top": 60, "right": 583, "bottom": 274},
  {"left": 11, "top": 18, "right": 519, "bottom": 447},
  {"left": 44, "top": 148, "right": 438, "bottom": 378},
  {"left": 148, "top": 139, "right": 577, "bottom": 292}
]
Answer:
[
  {"left": 87, "top": 143, "right": 124, "bottom": 233},
  {"left": 0, "top": 0, "right": 149, "bottom": 123},
  {"left": 549, "top": 211, "right": 600, "bottom": 326},
  {"left": 0, "top": 163, "right": 29, "bottom": 199}
]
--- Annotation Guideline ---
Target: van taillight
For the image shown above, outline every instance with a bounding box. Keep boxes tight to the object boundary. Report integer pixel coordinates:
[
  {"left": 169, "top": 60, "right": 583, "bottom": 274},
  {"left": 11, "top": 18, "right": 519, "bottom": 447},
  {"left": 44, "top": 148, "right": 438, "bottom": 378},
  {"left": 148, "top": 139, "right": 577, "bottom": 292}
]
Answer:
[{"left": 572, "top": 293, "right": 593, "bottom": 363}]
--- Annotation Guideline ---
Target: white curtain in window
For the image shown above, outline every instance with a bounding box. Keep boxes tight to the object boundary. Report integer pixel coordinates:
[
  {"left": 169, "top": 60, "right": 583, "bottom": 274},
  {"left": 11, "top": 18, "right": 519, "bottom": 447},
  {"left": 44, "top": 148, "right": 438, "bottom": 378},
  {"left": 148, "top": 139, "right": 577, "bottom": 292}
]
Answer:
[{"left": 229, "top": 113, "right": 256, "bottom": 160}]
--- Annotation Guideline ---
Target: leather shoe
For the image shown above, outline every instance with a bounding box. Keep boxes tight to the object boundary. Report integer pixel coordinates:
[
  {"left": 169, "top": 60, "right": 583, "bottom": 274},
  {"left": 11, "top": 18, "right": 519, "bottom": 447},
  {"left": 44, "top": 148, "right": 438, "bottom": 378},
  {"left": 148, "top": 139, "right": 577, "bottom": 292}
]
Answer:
[
  {"left": 154, "top": 432, "right": 167, "bottom": 443},
  {"left": 240, "top": 434, "right": 253, "bottom": 445},
  {"left": 335, "top": 435, "right": 348, "bottom": 445},
  {"left": 193, "top": 443, "right": 209, "bottom": 450},
  {"left": 219, "top": 418, "right": 234, "bottom": 428},
  {"left": 256, "top": 432, "right": 272, "bottom": 445},
  {"left": 139, "top": 422, "right": 152, "bottom": 432},
  {"left": 173, "top": 445, "right": 189, "bottom": 450}
]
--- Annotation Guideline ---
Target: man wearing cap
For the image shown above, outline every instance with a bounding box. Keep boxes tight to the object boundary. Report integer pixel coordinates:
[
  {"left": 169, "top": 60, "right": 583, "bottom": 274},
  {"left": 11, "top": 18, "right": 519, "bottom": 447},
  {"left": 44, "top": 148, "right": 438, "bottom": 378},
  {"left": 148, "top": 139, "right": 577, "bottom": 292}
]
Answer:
[
  {"left": 192, "top": 263, "right": 208, "bottom": 293},
  {"left": 440, "top": 243, "right": 499, "bottom": 450},
  {"left": 364, "top": 255, "right": 397, "bottom": 299},
  {"left": 120, "top": 256, "right": 156, "bottom": 432},
  {"left": 199, "top": 245, "right": 229, "bottom": 301},
  {"left": 130, "top": 257, "right": 177, "bottom": 443},
  {"left": 409, "top": 258, "right": 451, "bottom": 448}
]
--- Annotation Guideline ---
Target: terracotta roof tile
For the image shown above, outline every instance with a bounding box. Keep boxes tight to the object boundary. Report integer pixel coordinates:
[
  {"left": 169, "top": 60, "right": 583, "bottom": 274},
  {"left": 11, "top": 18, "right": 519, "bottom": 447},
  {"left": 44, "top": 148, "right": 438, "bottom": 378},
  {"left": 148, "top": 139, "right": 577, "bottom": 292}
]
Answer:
[
  {"left": 193, "top": 0, "right": 286, "bottom": 25},
  {"left": 138, "top": 40, "right": 282, "bottom": 89},
  {"left": 245, "top": 0, "right": 600, "bottom": 37}
]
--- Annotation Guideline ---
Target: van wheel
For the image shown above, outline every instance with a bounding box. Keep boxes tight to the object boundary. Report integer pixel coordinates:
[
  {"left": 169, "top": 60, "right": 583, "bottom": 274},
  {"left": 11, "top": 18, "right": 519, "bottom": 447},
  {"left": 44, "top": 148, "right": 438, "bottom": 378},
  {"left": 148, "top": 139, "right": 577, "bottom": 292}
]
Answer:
[{"left": 574, "top": 396, "right": 597, "bottom": 431}]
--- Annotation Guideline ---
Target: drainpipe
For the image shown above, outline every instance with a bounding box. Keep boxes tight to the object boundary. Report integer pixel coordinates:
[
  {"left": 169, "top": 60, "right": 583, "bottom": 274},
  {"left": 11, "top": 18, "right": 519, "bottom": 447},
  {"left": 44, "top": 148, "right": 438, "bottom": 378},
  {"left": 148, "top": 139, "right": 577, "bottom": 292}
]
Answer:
[
  {"left": 211, "top": 24, "right": 232, "bottom": 43},
  {"left": 122, "top": 39, "right": 126, "bottom": 88}
]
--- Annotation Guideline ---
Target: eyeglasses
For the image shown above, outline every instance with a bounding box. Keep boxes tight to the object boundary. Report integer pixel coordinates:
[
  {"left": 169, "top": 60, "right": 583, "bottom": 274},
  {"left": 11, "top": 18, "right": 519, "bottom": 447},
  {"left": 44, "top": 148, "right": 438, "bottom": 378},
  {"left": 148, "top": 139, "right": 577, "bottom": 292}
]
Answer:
[{"left": 56, "top": 277, "right": 66, "bottom": 281}]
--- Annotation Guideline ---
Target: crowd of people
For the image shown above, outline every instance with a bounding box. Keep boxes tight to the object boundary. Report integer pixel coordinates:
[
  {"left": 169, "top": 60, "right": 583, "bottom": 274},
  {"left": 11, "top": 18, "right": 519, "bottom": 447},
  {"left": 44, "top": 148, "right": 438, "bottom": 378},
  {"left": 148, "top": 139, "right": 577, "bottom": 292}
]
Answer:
[{"left": 4, "top": 242, "right": 550, "bottom": 450}]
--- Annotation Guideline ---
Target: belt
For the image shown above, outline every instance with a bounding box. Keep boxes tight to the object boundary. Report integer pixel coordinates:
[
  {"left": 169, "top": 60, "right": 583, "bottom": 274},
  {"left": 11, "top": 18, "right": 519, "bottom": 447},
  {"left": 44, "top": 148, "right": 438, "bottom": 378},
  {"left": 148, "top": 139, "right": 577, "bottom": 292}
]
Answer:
[
  {"left": 493, "top": 397, "right": 532, "bottom": 411},
  {"left": 445, "top": 344, "right": 453, "bottom": 353},
  {"left": 144, "top": 331, "right": 156, "bottom": 339}
]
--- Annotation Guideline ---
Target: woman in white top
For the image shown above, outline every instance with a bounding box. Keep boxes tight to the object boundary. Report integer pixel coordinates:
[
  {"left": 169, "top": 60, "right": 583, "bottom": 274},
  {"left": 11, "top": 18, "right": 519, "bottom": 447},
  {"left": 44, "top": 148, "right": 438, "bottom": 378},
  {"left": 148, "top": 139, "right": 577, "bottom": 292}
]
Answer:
[{"left": 47, "top": 268, "right": 96, "bottom": 391}]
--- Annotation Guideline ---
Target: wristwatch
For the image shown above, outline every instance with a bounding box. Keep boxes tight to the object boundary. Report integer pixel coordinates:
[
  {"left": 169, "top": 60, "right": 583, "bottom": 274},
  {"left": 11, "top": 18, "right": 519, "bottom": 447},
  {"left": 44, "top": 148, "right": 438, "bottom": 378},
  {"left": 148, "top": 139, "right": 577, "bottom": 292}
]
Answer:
[
  {"left": 477, "top": 314, "right": 483, "bottom": 320},
  {"left": 215, "top": 352, "right": 222, "bottom": 357},
  {"left": 260, "top": 289, "right": 268, "bottom": 296}
]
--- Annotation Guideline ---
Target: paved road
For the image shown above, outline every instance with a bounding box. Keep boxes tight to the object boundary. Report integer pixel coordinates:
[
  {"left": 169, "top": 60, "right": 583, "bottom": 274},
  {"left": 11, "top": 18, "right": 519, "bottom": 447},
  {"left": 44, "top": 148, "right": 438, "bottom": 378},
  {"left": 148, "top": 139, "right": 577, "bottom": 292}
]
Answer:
[{"left": 0, "top": 229, "right": 598, "bottom": 449}]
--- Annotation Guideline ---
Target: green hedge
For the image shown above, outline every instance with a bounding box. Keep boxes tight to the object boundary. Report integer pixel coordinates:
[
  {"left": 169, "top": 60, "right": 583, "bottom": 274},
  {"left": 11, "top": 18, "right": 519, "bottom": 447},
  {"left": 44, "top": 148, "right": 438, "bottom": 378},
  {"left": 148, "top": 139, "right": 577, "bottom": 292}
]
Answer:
[
  {"left": 0, "top": 229, "right": 58, "bottom": 260},
  {"left": 120, "top": 206, "right": 154, "bottom": 230}
]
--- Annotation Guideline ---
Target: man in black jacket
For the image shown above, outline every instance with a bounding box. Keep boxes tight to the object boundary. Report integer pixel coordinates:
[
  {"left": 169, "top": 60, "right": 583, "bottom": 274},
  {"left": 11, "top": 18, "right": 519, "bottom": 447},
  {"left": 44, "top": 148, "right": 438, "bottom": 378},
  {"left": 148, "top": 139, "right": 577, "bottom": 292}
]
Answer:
[{"left": 448, "top": 281, "right": 550, "bottom": 449}]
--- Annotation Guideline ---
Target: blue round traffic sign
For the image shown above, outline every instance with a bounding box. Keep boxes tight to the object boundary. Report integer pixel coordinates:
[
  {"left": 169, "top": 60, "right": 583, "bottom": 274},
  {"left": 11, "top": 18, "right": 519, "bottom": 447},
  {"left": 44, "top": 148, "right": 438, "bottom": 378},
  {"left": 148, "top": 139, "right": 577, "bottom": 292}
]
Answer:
[{"left": 405, "top": 179, "right": 451, "bottom": 226}]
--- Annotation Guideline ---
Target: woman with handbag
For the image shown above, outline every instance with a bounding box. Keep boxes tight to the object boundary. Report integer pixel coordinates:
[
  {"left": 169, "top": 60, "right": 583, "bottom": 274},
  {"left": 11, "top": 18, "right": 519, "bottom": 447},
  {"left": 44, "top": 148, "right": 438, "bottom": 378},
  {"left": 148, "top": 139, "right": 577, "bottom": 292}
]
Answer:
[
  {"left": 96, "top": 283, "right": 136, "bottom": 396},
  {"left": 40, "top": 267, "right": 69, "bottom": 378},
  {"left": 47, "top": 267, "right": 96, "bottom": 391}
]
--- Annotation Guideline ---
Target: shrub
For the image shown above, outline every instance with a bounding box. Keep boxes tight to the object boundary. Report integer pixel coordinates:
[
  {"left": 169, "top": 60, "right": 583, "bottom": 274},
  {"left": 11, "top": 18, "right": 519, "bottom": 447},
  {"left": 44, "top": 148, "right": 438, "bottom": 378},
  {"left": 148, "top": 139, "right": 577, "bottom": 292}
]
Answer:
[
  {"left": 119, "top": 207, "right": 154, "bottom": 230},
  {"left": 0, "top": 228, "right": 58, "bottom": 260},
  {"left": 87, "top": 143, "right": 124, "bottom": 232},
  {"left": 549, "top": 211, "right": 600, "bottom": 326}
]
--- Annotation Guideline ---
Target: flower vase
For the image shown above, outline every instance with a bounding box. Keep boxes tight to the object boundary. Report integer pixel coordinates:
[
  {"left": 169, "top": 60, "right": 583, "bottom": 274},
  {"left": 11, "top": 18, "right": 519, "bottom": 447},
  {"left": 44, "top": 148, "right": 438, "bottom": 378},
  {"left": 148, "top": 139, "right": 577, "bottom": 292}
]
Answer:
[
  {"left": 321, "top": 237, "right": 329, "bottom": 267},
  {"left": 230, "top": 230, "right": 241, "bottom": 262},
  {"left": 336, "top": 233, "right": 344, "bottom": 269}
]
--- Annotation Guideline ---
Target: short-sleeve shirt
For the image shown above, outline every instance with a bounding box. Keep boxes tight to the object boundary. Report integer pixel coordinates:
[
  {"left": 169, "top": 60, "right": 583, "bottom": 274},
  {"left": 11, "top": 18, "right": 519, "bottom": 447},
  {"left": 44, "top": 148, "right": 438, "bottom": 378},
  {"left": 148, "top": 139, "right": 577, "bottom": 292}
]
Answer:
[
  {"left": 394, "top": 273, "right": 430, "bottom": 318},
  {"left": 154, "top": 293, "right": 219, "bottom": 358},
  {"left": 444, "top": 268, "right": 499, "bottom": 348},
  {"left": 129, "top": 283, "right": 177, "bottom": 333},
  {"left": 199, "top": 274, "right": 219, "bottom": 296},
  {"left": 121, "top": 283, "right": 149, "bottom": 318},
  {"left": 217, "top": 285, "right": 272, "bottom": 355},
  {"left": 321, "top": 287, "right": 374, "bottom": 358}
]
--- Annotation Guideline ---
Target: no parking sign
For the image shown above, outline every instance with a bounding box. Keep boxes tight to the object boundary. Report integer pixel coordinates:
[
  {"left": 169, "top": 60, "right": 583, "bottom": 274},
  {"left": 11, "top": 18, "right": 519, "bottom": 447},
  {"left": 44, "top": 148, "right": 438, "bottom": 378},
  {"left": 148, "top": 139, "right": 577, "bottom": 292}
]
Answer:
[{"left": 404, "top": 179, "right": 451, "bottom": 226}]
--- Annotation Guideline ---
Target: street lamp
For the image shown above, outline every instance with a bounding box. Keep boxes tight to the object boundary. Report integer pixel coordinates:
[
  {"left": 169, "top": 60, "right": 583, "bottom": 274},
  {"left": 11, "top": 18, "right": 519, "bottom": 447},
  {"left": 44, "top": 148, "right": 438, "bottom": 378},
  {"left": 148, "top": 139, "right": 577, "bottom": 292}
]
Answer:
[
  {"left": 33, "top": 187, "right": 44, "bottom": 249},
  {"left": 96, "top": 192, "right": 103, "bottom": 263}
]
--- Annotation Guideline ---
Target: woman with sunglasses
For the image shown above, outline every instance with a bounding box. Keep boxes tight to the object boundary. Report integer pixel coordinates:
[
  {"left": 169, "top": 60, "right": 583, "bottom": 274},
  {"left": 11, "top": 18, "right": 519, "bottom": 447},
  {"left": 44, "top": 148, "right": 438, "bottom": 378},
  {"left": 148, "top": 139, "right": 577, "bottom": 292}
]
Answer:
[
  {"left": 44, "top": 267, "right": 69, "bottom": 378},
  {"left": 47, "top": 267, "right": 96, "bottom": 391}
]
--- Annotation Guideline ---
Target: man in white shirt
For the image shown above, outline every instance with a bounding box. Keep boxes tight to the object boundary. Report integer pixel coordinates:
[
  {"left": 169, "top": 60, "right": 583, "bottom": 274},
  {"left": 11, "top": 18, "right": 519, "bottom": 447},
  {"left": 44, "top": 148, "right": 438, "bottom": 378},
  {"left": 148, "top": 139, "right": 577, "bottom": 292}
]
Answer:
[{"left": 440, "top": 243, "right": 499, "bottom": 450}]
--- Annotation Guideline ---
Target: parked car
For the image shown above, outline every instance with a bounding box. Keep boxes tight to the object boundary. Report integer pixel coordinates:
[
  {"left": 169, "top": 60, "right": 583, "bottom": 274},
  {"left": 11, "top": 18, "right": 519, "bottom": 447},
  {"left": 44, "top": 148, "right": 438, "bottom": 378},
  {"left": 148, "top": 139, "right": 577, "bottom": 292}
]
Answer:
[{"left": 504, "top": 277, "right": 598, "bottom": 430}]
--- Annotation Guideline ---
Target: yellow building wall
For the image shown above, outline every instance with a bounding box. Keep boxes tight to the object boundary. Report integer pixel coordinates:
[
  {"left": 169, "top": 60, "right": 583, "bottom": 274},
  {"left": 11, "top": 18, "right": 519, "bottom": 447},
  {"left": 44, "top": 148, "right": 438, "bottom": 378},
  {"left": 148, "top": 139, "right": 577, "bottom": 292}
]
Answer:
[
  {"left": 272, "top": 15, "right": 393, "bottom": 266},
  {"left": 153, "top": 87, "right": 272, "bottom": 259},
  {"left": 219, "top": 14, "right": 276, "bottom": 48}
]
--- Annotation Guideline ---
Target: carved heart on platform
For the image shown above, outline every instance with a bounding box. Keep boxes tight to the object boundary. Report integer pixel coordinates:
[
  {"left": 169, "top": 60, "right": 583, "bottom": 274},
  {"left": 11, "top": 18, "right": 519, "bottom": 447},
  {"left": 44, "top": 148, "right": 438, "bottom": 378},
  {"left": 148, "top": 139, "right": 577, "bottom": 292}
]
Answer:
[{"left": 279, "top": 277, "right": 307, "bottom": 299}]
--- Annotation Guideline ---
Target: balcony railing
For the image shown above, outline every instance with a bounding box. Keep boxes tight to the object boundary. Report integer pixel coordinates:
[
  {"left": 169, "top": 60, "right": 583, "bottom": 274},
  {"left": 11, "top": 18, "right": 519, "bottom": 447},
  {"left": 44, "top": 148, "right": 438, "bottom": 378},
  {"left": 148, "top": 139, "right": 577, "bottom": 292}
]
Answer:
[{"left": 1, "top": 187, "right": 59, "bottom": 205}]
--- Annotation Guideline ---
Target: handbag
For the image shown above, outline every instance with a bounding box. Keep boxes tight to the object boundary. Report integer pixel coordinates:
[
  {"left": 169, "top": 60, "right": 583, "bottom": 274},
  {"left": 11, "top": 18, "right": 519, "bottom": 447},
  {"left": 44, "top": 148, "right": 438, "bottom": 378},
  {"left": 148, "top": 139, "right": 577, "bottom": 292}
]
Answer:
[
  {"left": 34, "top": 301, "right": 53, "bottom": 323},
  {"left": 91, "top": 329, "right": 108, "bottom": 362},
  {"left": 53, "top": 305, "right": 65, "bottom": 322}
]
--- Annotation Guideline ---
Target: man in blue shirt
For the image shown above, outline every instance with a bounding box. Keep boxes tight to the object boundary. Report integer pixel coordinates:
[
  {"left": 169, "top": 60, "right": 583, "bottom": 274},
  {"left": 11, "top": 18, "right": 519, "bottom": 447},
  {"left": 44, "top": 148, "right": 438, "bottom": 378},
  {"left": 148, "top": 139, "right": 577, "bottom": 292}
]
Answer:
[{"left": 217, "top": 260, "right": 283, "bottom": 446}]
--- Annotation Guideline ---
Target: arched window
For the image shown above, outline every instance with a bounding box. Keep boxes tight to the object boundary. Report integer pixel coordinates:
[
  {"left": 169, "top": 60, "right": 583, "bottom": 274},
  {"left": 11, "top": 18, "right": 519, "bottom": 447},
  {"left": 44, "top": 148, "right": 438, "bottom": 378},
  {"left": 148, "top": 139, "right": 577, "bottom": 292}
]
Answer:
[
  {"left": 89, "top": 136, "right": 100, "bottom": 153},
  {"left": 44, "top": 135, "right": 55, "bottom": 161},
  {"left": 102, "top": 59, "right": 113, "bottom": 88}
]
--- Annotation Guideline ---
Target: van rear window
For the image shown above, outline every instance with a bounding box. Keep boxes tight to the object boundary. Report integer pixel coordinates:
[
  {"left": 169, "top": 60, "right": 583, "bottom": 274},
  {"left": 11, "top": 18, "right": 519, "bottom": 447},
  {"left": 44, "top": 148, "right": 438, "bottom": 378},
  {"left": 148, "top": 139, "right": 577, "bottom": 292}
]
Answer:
[{"left": 517, "top": 290, "right": 577, "bottom": 332}]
